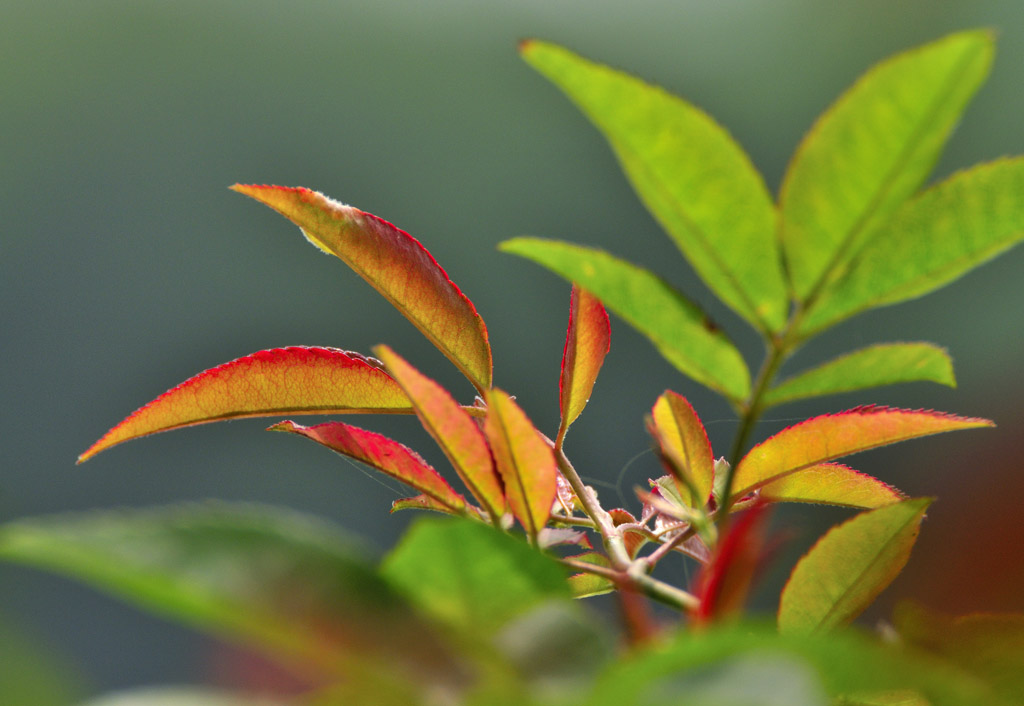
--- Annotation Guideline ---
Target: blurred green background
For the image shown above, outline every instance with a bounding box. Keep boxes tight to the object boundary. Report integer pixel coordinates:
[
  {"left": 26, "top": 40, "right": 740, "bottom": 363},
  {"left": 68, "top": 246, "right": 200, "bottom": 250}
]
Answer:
[{"left": 3, "top": 0, "right": 1022, "bottom": 698}]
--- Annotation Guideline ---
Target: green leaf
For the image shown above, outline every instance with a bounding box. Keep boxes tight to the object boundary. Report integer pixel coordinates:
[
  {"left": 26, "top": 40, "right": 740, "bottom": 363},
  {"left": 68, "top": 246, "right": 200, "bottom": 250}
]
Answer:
[
  {"left": 0, "top": 614, "right": 85, "bottom": 706},
  {"left": 520, "top": 40, "right": 787, "bottom": 333},
  {"left": 778, "top": 498, "right": 932, "bottom": 636},
  {"left": 381, "top": 516, "right": 571, "bottom": 636},
  {"left": 500, "top": 237, "right": 750, "bottom": 402},
  {"left": 764, "top": 343, "right": 955, "bottom": 407},
  {"left": 588, "top": 622, "right": 995, "bottom": 706},
  {"left": 799, "top": 158, "right": 1024, "bottom": 335},
  {"left": 780, "top": 30, "right": 994, "bottom": 303},
  {"left": 0, "top": 503, "right": 460, "bottom": 683}
]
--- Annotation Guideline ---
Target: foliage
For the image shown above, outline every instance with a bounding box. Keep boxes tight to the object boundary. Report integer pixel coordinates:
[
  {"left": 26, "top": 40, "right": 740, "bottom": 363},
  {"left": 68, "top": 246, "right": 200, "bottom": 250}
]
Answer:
[{"left": 4, "top": 30, "right": 1023, "bottom": 705}]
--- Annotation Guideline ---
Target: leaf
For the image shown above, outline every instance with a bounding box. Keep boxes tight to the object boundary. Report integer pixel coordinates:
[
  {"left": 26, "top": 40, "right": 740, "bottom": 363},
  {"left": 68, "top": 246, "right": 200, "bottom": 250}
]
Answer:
[
  {"left": 0, "top": 503, "right": 461, "bottom": 682},
  {"left": 520, "top": 40, "right": 788, "bottom": 332},
  {"left": 232, "top": 184, "right": 492, "bottom": 392},
  {"left": 565, "top": 553, "right": 614, "bottom": 598},
  {"left": 780, "top": 31, "right": 994, "bottom": 302},
  {"left": 765, "top": 343, "right": 955, "bottom": 407},
  {"left": 390, "top": 494, "right": 462, "bottom": 515},
  {"left": 374, "top": 345, "right": 505, "bottom": 520},
  {"left": 759, "top": 463, "right": 904, "bottom": 509},
  {"left": 0, "top": 613, "right": 84, "bottom": 706},
  {"left": 731, "top": 406, "right": 993, "bottom": 499},
  {"left": 381, "top": 516, "right": 570, "bottom": 636},
  {"left": 268, "top": 420, "right": 468, "bottom": 515},
  {"left": 557, "top": 285, "right": 611, "bottom": 445},
  {"left": 500, "top": 238, "right": 750, "bottom": 401},
  {"left": 78, "top": 347, "right": 412, "bottom": 463},
  {"left": 895, "top": 603, "right": 1024, "bottom": 703},
  {"left": 484, "top": 388, "right": 558, "bottom": 539},
  {"left": 693, "top": 504, "right": 771, "bottom": 626},
  {"left": 799, "top": 158, "right": 1024, "bottom": 335},
  {"left": 778, "top": 498, "right": 932, "bottom": 636},
  {"left": 649, "top": 391, "right": 714, "bottom": 508},
  {"left": 588, "top": 621, "right": 994, "bottom": 706}
]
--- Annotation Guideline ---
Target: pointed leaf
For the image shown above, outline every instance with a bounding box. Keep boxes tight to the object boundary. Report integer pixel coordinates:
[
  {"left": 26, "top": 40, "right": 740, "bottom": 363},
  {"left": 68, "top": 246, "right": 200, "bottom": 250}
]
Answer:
[
  {"left": 269, "top": 420, "right": 468, "bottom": 514},
  {"left": 374, "top": 345, "right": 504, "bottom": 520},
  {"left": 521, "top": 40, "right": 787, "bottom": 332},
  {"left": 232, "top": 185, "right": 492, "bottom": 391},
  {"left": 500, "top": 238, "right": 750, "bottom": 401},
  {"left": 759, "top": 463, "right": 904, "bottom": 509},
  {"left": 0, "top": 503, "right": 461, "bottom": 681},
  {"left": 732, "top": 406, "right": 993, "bottom": 499},
  {"left": 381, "top": 516, "right": 570, "bottom": 636},
  {"left": 780, "top": 31, "right": 993, "bottom": 302},
  {"left": 694, "top": 504, "right": 770, "bottom": 626},
  {"left": 800, "top": 158, "right": 1024, "bottom": 335},
  {"left": 779, "top": 498, "right": 932, "bottom": 635},
  {"left": 484, "top": 388, "right": 558, "bottom": 539},
  {"left": 649, "top": 391, "right": 714, "bottom": 508},
  {"left": 566, "top": 553, "right": 615, "bottom": 599},
  {"left": 765, "top": 343, "right": 955, "bottom": 407},
  {"left": 557, "top": 285, "right": 611, "bottom": 444},
  {"left": 78, "top": 347, "right": 412, "bottom": 463}
]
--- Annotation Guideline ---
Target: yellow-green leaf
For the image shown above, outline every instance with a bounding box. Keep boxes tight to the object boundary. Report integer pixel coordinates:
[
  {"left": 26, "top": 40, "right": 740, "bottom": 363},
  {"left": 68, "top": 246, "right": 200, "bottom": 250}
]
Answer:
[
  {"left": 759, "top": 463, "right": 904, "bottom": 509},
  {"left": 78, "top": 347, "right": 412, "bottom": 463},
  {"left": 521, "top": 40, "right": 787, "bottom": 332},
  {"left": 484, "top": 388, "right": 558, "bottom": 539},
  {"left": 374, "top": 346, "right": 504, "bottom": 521},
  {"left": 779, "top": 498, "right": 932, "bottom": 635},
  {"left": 500, "top": 237, "right": 750, "bottom": 402},
  {"left": 764, "top": 343, "right": 955, "bottom": 407},
  {"left": 780, "top": 31, "right": 993, "bottom": 303},
  {"left": 649, "top": 391, "right": 714, "bottom": 508},
  {"left": 799, "top": 158, "right": 1024, "bottom": 336},
  {"left": 732, "top": 406, "right": 992, "bottom": 499},
  {"left": 232, "top": 185, "right": 492, "bottom": 392}
]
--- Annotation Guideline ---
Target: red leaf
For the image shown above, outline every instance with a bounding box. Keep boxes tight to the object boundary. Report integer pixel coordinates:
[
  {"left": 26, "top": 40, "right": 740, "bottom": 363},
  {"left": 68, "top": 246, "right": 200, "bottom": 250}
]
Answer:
[
  {"left": 731, "top": 405, "right": 993, "bottom": 499},
  {"left": 557, "top": 285, "right": 610, "bottom": 444},
  {"left": 79, "top": 347, "right": 412, "bottom": 463},
  {"left": 374, "top": 346, "right": 505, "bottom": 521},
  {"left": 269, "top": 420, "right": 468, "bottom": 514},
  {"left": 232, "top": 185, "right": 492, "bottom": 392},
  {"left": 390, "top": 494, "right": 463, "bottom": 515},
  {"left": 484, "top": 388, "right": 558, "bottom": 539}
]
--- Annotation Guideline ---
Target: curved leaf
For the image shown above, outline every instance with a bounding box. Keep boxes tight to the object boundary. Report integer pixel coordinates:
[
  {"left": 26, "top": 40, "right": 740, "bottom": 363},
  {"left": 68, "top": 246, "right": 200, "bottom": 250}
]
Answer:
[
  {"left": 759, "top": 463, "right": 904, "bottom": 509},
  {"left": 732, "top": 406, "right": 993, "bottom": 499},
  {"left": 232, "top": 185, "right": 492, "bottom": 392},
  {"left": 484, "top": 388, "right": 558, "bottom": 539},
  {"left": 780, "top": 31, "right": 993, "bottom": 302},
  {"left": 269, "top": 420, "right": 468, "bottom": 515},
  {"left": 557, "top": 285, "right": 611, "bottom": 444},
  {"left": 800, "top": 158, "right": 1024, "bottom": 335},
  {"left": 500, "top": 237, "right": 750, "bottom": 402},
  {"left": 374, "top": 346, "right": 505, "bottom": 521},
  {"left": 78, "top": 347, "right": 412, "bottom": 463},
  {"left": 649, "top": 391, "right": 714, "bottom": 508},
  {"left": 390, "top": 494, "right": 462, "bottom": 515},
  {"left": 779, "top": 498, "right": 932, "bottom": 635},
  {"left": 0, "top": 503, "right": 461, "bottom": 681},
  {"left": 764, "top": 343, "right": 955, "bottom": 407},
  {"left": 76, "top": 687, "right": 291, "bottom": 706},
  {"left": 520, "top": 40, "right": 787, "bottom": 332}
]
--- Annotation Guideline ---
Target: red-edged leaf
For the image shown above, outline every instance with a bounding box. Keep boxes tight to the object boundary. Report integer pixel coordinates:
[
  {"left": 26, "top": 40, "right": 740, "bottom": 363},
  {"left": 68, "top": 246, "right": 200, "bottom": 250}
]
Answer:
[
  {"left": 759, "top": 463, "right": 904, "bottom": 509},
  {"left": 269, "top": 420, "right": 467, "bottom": 514},
  {"left": 731, "top": 406, "right": 993, "bottom": 499},
  {"left": 693, "top": 503, "right": 771, "bottom": 625},
  {"left": 374, "top": 345, "right": 504, "bottom": 521},
  {"left": 557, "top": 285, "right": 611, "bottom": 444},
  {"left": 608, "top": 508, "right": 647, "bottom": 558},
  {"left": 232, "top": 185, "right": 492, "bottom": 392},
  {"left": 483, "top": 388, "right": 558, "bottom": 539},
  {"left": 779, "top": 498, "right": 932, "bottom": 635},
  {"left": 78, "top": 347, "right": 412, "bottom": 463},
  {"left": 649, "top": 391, "right": 714, "bottom": 508},
  {"left": 390, "top": 494, "right": 462, "bottom": 515}
]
